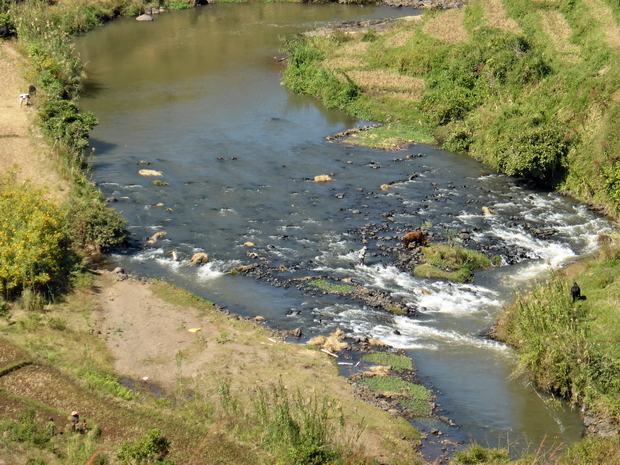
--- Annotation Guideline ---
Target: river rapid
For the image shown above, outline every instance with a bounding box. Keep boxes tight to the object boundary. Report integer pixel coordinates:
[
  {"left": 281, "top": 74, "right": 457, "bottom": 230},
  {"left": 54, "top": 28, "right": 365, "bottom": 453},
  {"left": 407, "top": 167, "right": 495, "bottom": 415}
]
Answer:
[{"left": 75, "top": 3, "right": 613, "bottom": 459}]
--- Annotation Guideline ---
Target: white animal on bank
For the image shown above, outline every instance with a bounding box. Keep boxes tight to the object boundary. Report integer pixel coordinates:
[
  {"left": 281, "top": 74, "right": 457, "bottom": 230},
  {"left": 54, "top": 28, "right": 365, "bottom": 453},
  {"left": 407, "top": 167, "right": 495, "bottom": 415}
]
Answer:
[{"left": 19, "top": 93, "right": 30, "bottom": 107}]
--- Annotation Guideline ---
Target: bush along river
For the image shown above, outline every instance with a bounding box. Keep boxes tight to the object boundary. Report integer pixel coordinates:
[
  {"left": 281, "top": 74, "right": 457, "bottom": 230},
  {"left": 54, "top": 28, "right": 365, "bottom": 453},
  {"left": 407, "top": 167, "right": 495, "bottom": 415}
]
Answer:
[{"left": 75, "top": 2, "right": 613, "bottom": 460}]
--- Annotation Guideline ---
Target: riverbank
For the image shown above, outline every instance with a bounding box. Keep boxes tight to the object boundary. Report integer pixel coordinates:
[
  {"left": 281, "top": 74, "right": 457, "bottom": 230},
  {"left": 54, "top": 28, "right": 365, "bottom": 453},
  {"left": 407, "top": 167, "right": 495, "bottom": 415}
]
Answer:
[{"left": 0, "top": 269, "right": 425, "bottom": 463}]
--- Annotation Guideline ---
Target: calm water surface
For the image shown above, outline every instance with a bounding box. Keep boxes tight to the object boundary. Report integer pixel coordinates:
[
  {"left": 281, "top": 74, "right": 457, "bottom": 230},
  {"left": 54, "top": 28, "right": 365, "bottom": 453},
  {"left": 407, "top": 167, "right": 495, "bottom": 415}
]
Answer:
[{"left": 75, "top": 3, "right": 610, "bottom": 457}]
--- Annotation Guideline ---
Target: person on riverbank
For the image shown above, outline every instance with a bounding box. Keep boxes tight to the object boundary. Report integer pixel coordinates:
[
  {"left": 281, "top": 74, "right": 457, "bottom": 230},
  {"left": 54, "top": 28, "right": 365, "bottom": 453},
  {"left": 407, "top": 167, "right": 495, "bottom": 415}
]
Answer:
[{"left": 358, "top": 246, "right": 367, "bottom": 266}]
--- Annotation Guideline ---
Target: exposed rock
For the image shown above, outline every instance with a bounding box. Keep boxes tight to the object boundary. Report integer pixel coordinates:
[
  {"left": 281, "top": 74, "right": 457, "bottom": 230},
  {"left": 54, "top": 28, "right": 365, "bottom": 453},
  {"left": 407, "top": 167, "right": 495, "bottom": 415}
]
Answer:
[
  {"left": 189, "top": 252, "right": 210, "bottom": 265},
  {"left": 136, "top": 14, "right": 154, "bottom": 22}
]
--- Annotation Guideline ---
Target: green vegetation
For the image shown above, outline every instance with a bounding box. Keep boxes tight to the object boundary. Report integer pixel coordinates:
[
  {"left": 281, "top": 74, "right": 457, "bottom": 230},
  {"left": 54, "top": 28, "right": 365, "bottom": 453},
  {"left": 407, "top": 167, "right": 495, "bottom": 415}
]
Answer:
[
  {"left": 362, "top": 352, "right": 414, "bottom": 372},
  {"left": 450, "top": 442, "right": 510, "bottom": 464},
  {"left": 495, "top": 241, "right": 620, "bottom": 425},
  {"left": 0, "top": 0, "right": 128, "bottom": 304},
  {"left": 359, "top": 375, "right": 431, "bottom": 400},
  {"left": 0, "top": 175, "right": 70, "bottom": 299},
  {"left": 117, "top": 429, "right": 173, "bottom": 464},
  {"left": 308, "top": 278, "right": 355, "bottom": 294},
  {"left": 282, "top": 0, "right": 620, "bottom": 215},
  {"left": 413, "top": 243, "right": 493, "bottom": 283}
]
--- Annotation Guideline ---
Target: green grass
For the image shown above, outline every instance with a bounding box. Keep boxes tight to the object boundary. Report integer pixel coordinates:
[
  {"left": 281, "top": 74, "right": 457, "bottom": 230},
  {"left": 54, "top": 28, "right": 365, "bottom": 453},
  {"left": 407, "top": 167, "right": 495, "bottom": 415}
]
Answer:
[
  {"left": 308, "top": 279, "right": 355, "bottom": 294},
  {"left": 413, "top": 243, "right": 492, "bottom": 283},
  {"left": 346, "top": 123, "right": 435, "bottom": 149},
  {"left": 359, "top": 376, "right": 431, "bottom": 400},
  {"left": 362, "top": 352, "right": 414, "bottom": 372}
]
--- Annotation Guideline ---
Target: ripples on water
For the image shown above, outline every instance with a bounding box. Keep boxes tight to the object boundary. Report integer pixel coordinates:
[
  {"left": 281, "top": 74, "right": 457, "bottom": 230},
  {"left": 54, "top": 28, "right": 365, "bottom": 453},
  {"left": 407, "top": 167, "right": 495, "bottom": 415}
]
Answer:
[{"left": 75, "top": 3, "right": 612, "bottom": 454}]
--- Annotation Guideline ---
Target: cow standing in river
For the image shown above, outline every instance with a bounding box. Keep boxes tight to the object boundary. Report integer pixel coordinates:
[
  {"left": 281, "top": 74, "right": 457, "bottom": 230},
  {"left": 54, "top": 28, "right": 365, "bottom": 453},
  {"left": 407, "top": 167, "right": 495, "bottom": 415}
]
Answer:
[{"left": 402, "top": 231, "right": 427, "bottom": 248}]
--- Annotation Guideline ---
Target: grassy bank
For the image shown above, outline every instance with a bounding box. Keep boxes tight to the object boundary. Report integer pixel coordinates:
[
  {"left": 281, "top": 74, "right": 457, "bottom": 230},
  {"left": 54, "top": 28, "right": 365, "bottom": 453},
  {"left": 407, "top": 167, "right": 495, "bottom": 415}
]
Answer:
[{"left": 282, "top": 0, "right": 620, "bottom": 216}]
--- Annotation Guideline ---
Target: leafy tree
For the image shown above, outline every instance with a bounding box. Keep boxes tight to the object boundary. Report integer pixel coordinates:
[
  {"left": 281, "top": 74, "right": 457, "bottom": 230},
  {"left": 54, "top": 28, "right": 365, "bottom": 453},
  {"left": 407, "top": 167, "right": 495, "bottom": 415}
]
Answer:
[{"left": 0, "top": 175, "right": 69, "bottom": 298}]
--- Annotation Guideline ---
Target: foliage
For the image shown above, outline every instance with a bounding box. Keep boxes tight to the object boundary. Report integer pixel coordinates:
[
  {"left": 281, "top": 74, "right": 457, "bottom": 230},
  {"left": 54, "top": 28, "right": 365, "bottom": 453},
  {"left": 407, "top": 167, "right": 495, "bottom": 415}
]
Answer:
[
  {"left": 400, "top": 398, "right": 432, "bottom": 417},
  {"left": 348, "top": 123, "right": 434, "bottom": 149},
  {"left": 451, "top": 442, "right": 510, "bottom": 464},
  {"left": 414, "top": 244, "right": 492, "bottom": 282},
  {"left": 282, "top": 35, "right": 360, "bottom": 110},
  {"left": 39, "top": 100, "right": 98, "bottom": 156},
  {"left": 0, "top": 176, "right": 70, "bottom": 298},
  {"left": 117, "top": 429, "right": 173, "bottom": 464},
  {"left": 63, "top": 195, "right": 127, "bottom": 253},
  {"left": 495, "top": 262, "right": 620, "bottom": 421},
  {"left": 165, "top": 0, "right": 193, "bottom": 11},
  {"left": 362, "top": 352, "right": 413, "bottom": 372},
  {"left": 558, "top": 434, "right": 620, "bottom": 464},
  {"left": 0, "top": 408, "right": 51, "bottom": 448}
]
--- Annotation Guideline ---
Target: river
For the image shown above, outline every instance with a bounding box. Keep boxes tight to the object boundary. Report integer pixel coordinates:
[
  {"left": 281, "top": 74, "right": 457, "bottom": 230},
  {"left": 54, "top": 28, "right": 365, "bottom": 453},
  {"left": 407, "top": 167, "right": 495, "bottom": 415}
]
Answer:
[{"left": 74, "top": 3, "right": 612, "bottom": 459}]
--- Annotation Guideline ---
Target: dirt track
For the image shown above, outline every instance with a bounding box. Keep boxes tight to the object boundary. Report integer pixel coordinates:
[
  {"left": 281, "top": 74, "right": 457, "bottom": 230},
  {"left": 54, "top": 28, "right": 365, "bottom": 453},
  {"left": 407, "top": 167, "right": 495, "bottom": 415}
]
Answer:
[{"left": 0, "top": 41, "right": 68, "bottom": 199}]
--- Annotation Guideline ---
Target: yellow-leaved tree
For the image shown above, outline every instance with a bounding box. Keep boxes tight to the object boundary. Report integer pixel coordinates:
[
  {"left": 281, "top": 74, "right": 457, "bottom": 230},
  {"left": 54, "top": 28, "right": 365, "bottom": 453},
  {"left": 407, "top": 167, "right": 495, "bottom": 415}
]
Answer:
[{"left": 0, "top": 175, "right": 68, "bottom": 298}]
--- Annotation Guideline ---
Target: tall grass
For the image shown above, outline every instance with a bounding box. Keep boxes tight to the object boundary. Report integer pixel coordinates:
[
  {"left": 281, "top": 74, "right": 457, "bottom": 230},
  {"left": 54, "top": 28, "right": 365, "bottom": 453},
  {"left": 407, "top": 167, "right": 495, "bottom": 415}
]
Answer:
[
  {"left": 496, "top": 269, "right": 620, "bottom": 421},
  {"left": 214, "top": 378, "right": 365, "bottom": 464}
]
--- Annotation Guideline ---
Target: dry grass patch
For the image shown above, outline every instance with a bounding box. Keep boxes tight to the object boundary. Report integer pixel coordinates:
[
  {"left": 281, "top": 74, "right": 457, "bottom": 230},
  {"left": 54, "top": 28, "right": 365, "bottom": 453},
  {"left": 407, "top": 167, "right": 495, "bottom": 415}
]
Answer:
[
  {"left": 583, "top": 0, "right": 620, "bottom": 50},
  {"left": 540, "top": 10, "right": 581, "bottom": 62},
  {"left": 386, "top": 29, "right": 414, "bottom": 47},
  {"left": 483, "top": 0, "right": 521, "bottom": 34},
  {"left": 338, "top": 41, "right": 371, "bottom": 56},
  {"left": 308, "top": 328, "right": 348, "bottom": 353},
  {"left": 348, "top": 69, "right": 425, "bottom": 96},
  {"left": 370, "top": 90, "right": 423, "bottom": 102},
  {"left": 321, "top": 56, "right": 366, "bottom": 70},
  {"left": 423, "top": 9, "right": 468, "bottom": 44}
]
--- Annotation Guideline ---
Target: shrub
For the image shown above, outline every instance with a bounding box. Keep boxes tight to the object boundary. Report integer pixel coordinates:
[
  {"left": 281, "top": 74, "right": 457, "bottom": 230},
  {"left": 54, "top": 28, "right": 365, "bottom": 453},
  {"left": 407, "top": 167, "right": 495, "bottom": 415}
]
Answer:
[
  {"left": 452, "top": 442, "right": 510, "bottom": 464},
  {"left": 0, "top": 176, "right": 70, "bottom": 298},
  {"left": 39, "top": 100, "right": 98, "bottom": 157},
  {"left": 64, "top": 196, "right": 127, "bottom": 253},
  {"left": 116, "top": 429, "right": 173, "bottom": 464}
]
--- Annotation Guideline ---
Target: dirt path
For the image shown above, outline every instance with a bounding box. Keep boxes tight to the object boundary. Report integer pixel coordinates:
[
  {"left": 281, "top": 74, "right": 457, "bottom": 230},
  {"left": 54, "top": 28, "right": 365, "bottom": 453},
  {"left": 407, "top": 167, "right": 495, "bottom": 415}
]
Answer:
[{"left": 0, "top": 41, "right": 69, "bottom": 199}]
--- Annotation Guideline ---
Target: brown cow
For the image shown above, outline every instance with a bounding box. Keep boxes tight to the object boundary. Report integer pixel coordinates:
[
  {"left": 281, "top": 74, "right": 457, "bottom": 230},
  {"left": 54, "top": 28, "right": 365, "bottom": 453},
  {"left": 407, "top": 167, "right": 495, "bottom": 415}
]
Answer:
[{"left": 402, "top": 231, "right": 427, "bottom": 248}]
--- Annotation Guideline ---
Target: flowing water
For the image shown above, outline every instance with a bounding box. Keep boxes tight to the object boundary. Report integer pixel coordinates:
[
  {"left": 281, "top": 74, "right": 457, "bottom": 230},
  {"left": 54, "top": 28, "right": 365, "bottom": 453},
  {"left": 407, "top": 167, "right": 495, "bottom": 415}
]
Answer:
[{"left": 75, "top": 3, "right": 613, "bottom": 458}]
